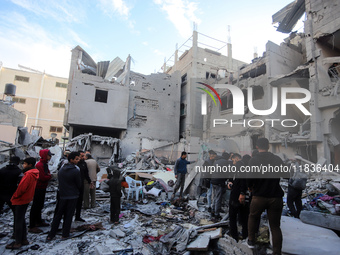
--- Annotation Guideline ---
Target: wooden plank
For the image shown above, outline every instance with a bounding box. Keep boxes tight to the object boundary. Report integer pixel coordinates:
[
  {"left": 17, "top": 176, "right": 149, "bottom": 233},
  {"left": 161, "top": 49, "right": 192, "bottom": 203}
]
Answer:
[{"left": 201, "top": 228, "right": 222, "bottom": 239}]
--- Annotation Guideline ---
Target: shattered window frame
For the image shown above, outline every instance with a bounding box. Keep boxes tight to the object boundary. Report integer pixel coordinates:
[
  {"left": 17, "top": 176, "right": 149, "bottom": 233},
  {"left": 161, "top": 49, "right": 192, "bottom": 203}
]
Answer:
[
  {"left": 53, "top": 102, "right": 65, "bottom": 108},
  {"left": 49, "top": 126, "right": 63, "bottom": 133},
  {"left": 12, "top": 97, "right": 26, "bottom": 104},
  {"left": 95, "top": 89, "right": 108, "bottom": 103},
  {"left": 56, "top": 82, "right": 68, "bottom": 88},
  {"left": 14, "top": 75, "right": 29, "bottom": 82}
]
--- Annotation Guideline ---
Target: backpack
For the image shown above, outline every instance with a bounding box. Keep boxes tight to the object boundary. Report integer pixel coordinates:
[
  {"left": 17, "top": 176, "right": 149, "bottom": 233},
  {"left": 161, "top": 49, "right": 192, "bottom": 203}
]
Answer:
[{"left": 289, "top": 167, "right": 307, "bottom": 190}]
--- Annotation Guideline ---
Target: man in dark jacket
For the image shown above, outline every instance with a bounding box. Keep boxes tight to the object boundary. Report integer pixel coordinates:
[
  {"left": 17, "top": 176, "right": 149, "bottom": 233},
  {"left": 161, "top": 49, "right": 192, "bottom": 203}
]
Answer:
[
  {"left": 228, "top": 153, "right": 248, "bottom": 242},
  {"left": 46, "top": 152, "right": 81, "bottom": 241},
  {"left": 172, "top": 151, "right": 195, "bottom": 199},
  {"left": 210, "top": 154, "right": 229, "bottom": 220},
  {"left": 247, "top": 138, "right": 284, "bottom": 255},
  {"left": 29, "top": 149, "right": 52, "bottom": 233},
  {"left": 75, "top": 151, "right": 91, "bottom": 222},
  {"left": 107, "top": 168, "right": 122, "bottom": 224},
  {"left": 0, "top": 156, "right": 21, "bottom": 215}
]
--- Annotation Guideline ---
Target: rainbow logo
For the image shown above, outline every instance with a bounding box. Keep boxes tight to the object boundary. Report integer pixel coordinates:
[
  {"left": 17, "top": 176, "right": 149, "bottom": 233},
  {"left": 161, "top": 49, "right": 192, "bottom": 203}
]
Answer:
[{"left": 197, "top": 82, "right": 222, "bottom": 115}]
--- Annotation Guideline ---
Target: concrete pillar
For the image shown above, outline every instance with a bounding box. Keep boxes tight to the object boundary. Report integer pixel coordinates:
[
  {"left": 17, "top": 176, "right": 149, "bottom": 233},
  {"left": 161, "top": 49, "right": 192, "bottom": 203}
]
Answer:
[
  {"left": 192, "top": 30, "right": 198, "bottom": 78},
  {"left": 163, "top": 57, "right": 166, "bottom": 73},
  {"left": 174, "top": 44, "right": 178, "bottom": 71},
  {"left": 227, "top": 43, "right": 232, "bottom": 70}
]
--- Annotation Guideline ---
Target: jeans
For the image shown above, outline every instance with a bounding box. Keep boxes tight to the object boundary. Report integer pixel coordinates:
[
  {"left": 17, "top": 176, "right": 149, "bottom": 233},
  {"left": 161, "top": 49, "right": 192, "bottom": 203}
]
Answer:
[
  {"left": 110, "top": 197, "right": 121, "bottom": 222},
  {"left": 173, "top": 173, "right": 186, "bottom": 197},
  {"left": 207, "top": 184, "right": 213, "bottom": 208},
  {"left": 75, "top": 184, "right": 84, "bottom": 219},
  {"left": 83, "top": 181, "right": 96, "bottom": 209},
  {"left": 212, "top": 184, "right": 224, "bottom": 215},
  {"left": 49, "top": 198, "right": 77, "bottom": 238},
  {"left": 287, "top": 186, "right": 302, "bottom": 218},
  {"left": 30, "top": 188, "right": 46, "bottom": 228},
  {"left": 229, "top": 200, "right": 249, "bottom": 241},
  {"left": 14, "top": 204, "right": 29, "bottom": 244},
  {"left": 248, "top": 196, "right": 283, "bottom": 255}
]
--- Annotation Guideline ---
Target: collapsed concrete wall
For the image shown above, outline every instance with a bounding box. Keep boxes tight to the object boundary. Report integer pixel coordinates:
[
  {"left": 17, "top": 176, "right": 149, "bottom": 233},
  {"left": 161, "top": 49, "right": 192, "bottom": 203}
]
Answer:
[
  {"left": 0, "top": 101, "right": 26, "bottom": 127},
  {"left": 64, "top": 46, "right": 181, "bottom": 157}
]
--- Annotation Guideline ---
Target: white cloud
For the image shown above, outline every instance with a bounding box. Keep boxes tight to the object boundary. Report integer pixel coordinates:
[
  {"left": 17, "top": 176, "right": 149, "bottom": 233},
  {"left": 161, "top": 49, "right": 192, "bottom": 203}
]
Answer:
[
  {"left": 10, "top": 0, "right": 86, "bottom": 23},
  {"left": 154, "top": 0, "right": 201, "bottom": 38},
  {"left": 97, "top": 0, "right": 131, "bottom": 18},
  {"left": 142, "top": 41, "right": 149, "bottom": 46},
  {"left": 154, "top": 49, "right": 164, "bottom": 56},
  {"left": 0, "top": 12, "right": 76, "bottom": 77}
]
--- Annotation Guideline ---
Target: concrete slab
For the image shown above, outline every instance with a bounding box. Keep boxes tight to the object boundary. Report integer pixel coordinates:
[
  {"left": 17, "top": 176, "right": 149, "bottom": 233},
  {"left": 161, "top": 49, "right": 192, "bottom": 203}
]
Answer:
[
  {"left": 109, "top": 228, "right": 126, "bottom": 238},
  {"left": 280, "top": 216, "right": 340, "bottom": 255},
  {"left": 300, "top": 210, "right": 340, "bottom": 231},
  {"left": 186, "top": 235, "right": 210, "bottom": 251}
]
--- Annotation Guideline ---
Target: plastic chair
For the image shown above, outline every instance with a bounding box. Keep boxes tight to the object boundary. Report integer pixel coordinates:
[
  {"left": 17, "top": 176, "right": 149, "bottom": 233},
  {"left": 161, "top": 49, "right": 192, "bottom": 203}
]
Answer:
[{"left": 125, "top": 176, "right": 143, "bottom": 201}]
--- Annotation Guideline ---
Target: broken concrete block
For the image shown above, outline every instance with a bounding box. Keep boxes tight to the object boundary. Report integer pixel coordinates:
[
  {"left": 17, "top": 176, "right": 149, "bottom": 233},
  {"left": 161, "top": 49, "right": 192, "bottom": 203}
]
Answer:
[
  {"left": 109, "top": 228, "right": 126, "bottom": 238},
  {"left": 280, "top": 216, "right": 340, "bottom": 255},
  {"left": 186, "top": 235, "right": 210, "bottom": 251},
  {"left": 300, "top": 211, "right": 340, "bottom": 231}
]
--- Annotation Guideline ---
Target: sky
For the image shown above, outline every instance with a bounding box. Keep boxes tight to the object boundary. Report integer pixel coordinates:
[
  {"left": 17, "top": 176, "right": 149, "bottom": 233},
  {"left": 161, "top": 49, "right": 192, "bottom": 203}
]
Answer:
[{"left": 0, "top": 0, "right": 304, "bottom": 78}]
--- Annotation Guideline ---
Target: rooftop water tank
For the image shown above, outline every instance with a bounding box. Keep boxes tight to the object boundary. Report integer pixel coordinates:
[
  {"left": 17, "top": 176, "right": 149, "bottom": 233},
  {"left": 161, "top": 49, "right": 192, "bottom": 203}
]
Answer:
[{"left": 4, "top": 83, "right": 16, "bottom": 96}]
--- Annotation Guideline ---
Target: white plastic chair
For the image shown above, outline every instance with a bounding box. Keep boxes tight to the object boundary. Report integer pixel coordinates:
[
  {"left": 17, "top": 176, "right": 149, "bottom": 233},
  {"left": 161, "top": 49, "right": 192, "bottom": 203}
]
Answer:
[{"left": 125, "top": 176, "right": 143, "bottom": 201}]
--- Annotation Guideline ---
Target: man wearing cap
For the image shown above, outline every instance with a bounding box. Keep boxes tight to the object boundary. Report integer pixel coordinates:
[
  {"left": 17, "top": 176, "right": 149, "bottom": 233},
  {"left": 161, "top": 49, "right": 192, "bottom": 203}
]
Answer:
[{"left": 29, "top": 149, "right": 52, "bottom": 233}]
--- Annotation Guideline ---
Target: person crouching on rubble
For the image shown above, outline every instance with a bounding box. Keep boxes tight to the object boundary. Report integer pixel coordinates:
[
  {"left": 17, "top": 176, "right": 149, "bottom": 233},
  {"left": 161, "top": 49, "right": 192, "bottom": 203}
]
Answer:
[
  {"left": 107, "top": 168, "right": 122, "bottom": 224},
  {"left": 6, "top": 157, "right": 39, "bottom": 250},
  {"left": 172, "top": 151, "right": 195, "bottom": 200},
  {"left": 46, "top": 152, "right": 81, "bottom": 242}
]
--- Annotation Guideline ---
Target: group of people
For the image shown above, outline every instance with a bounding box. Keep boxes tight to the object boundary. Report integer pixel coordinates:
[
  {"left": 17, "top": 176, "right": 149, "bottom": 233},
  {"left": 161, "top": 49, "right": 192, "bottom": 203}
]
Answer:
[
  {"left": 174, "top": 138, "right": 295, "bottom": 255},
  {"left": 0, "top": 148, "right": 101, "bottom": 249}
]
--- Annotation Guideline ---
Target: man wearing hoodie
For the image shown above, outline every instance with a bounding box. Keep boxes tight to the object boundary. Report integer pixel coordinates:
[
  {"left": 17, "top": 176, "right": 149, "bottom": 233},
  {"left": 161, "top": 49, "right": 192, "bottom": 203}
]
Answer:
[
  {"left": 0, "top": 156, "right": 22, "bottom": 215},
  {"left": 247, "top": 138, "right": 284, "bottom": 255},
  {"left": 29, "top": 149, "right": 52, "bottom": 233},
  {"left": 46, "top": 152, "right": 81, "bottom": 241},
  {"left": 6, "top": 157, "right": 39, "bottom": 250}
]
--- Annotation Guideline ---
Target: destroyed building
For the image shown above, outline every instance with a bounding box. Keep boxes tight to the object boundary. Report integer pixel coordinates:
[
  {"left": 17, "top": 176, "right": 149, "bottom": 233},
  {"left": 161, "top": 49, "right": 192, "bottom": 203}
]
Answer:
[
  {"left": 63, "top": 46, "right": 181, "bottom": 157},
  {"left": 161, "top": 0, "right": 340, "bottom": 167}
]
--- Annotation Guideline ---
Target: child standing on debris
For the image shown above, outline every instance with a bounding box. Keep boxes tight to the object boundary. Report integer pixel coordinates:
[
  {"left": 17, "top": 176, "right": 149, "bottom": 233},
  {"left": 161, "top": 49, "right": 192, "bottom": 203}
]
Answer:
[
  {"left": 6, "top": 157, "right": 39, "bottom": 250},
  {"left": 107, "top": 167, "right": 122, "bottom": 224}
]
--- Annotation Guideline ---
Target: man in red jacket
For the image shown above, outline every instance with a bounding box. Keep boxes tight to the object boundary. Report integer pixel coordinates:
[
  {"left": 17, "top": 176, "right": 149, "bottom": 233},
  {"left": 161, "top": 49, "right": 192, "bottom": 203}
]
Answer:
[
  {"left": 6, "top": 157, "right": 39, "bottom": 250},
  {"left": 29, "top": 149, "right": 52, "bottom": 233}
]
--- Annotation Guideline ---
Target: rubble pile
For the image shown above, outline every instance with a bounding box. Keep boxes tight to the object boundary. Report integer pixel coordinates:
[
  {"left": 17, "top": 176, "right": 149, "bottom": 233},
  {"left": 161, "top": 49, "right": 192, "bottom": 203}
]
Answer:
[{"left": 118, "top": 150, "right": 172, "bottom": 172}]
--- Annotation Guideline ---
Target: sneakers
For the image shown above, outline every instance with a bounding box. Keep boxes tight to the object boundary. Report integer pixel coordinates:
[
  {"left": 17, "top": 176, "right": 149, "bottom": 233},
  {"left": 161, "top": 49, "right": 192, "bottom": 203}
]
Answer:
[
  {"left": 247, "top": 238, "right": 255, "bottom": 249},
  {"left": 207, "top": 207, "right": 212, "bottom": 213},
  {"left": 75, "top": 217, "right": 86, "bottom": 222},
  {"left": 6, "top": 242, "right": 22, "bottom": 250}
]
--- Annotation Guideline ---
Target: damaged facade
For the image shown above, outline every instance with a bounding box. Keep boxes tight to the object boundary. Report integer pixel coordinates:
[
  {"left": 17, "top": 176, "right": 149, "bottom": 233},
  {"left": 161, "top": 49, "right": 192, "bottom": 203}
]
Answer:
[
  {"left": 64, "top": 46, "right": 181, "bottom": 158},
  {"left": 188, "top": 0, "right": 340, "bottom": 166}
]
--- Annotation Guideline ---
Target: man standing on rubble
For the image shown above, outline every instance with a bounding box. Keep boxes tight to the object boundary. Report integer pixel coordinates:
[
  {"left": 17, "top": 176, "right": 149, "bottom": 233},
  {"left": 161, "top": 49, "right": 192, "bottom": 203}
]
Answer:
[
  {"left": 0, "top": 156, "right": 22, "bottom": 215},
  {"left": 84, "top": 153, "right": 99, "bottom": 209},
  {"left": 46, "top": 152, "right": 81, "bottom": 242},
  {"left": 75, "top": 151, "right": 91, "bottom": 222},
  {"left": 247, "top": 138, "right": 284, "bottom": 255},
  {"left": 228, "top": 153, "right": 248, "bottom": 242},
  {"left": 203, "top": 150, "right": 217, "bottom": 212},
  {"left": 210, "top": 152, "right": 229, "bottom": 221},
  {"left": 172, "top": 151, "right": 195, "bottom": 199},
  {"left": 29, "top": 149, "right": 52, "bottom": 233}
]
